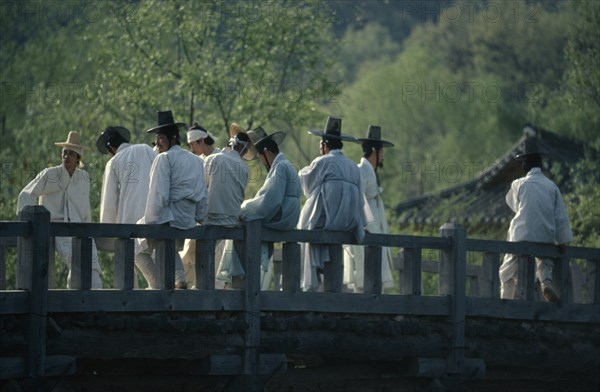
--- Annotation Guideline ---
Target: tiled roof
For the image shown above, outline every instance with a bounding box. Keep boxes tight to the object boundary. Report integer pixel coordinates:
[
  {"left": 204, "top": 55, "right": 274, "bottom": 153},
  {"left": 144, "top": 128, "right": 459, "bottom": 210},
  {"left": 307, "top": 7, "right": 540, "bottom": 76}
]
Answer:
[{"left": 394, "top": 125, "right": 587, "bottom": 229}]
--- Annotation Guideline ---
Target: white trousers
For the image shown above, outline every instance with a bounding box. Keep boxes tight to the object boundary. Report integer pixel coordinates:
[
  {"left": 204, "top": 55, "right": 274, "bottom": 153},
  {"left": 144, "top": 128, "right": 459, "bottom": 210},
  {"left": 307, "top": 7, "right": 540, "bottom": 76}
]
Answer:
[
  {"left": 137, "top": 239, "right": 185, "bottom": 289},
  {"left": 499, "top": 253, "right": 554, "bottom": 299},
  {"left": 54, "top": 236, "right": 103, "bottom": 289}
]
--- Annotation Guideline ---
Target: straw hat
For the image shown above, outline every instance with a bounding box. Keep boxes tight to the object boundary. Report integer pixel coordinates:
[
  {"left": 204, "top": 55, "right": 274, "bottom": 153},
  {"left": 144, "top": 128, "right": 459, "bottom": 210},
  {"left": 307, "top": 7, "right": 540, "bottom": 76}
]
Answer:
[
  {"left": 229, "top": 123, "right": 255, "bottom": 160},
  {"left": 55, "top": 131, "right": 87, "bottom": 156}
]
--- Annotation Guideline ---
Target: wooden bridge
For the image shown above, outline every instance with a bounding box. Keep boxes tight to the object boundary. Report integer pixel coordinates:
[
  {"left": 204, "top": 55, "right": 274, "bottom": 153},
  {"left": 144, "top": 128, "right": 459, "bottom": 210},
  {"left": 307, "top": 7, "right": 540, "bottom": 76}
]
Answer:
[{"left": 1, "top": 205, "right": 599, "bottom": 392}]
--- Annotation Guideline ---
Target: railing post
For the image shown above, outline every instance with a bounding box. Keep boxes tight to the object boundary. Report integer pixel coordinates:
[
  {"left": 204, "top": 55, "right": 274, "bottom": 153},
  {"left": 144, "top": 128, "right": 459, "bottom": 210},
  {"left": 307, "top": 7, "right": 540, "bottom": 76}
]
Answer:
[
  {"left": 481, "top": 252, "right": 500, "bottom": 298},
  {"left": 400, "top": 247, "right": 422, "bottom": 295},
  {"left": 440, "top": 223, "right": 466, "bottom": 378},
  {"left": 281, "top": 242, "right": 301, "bottom": 292},
  {"left": 155, "top": 239, "right": 176, "bottom": 290},
  {"left": 554, "top": 256, "right": 572, "bottom": 304},
  {"left": 242, "top": 220, "right": 261, "bottom": 383},
  {"left": 590, "top": 258, "right": 600, "bottom": 304},
  {"left": 17, "top": 205, "right": 50, "bottom": 378},
  {"left": 0, "top": 238, "right": 8, "bottom": 290},
  {"left": 71, "top": 237, "right": 92, "bottom": 290},
  {"left": 196, "top": 240, "right": 216, "bottom": 290},
  {"left": 324, "top": 244, "right": 343, "bottom": 292},
  {"left": 48, "top": 238, "right": 56, "bottom": 289},
  {"left": 516, "top": 255, "right": 535, "bottom": 300},
  {"left": 114, "top": 238, "right": 135, "bottom": 290},
  {"left": 364, "top": 245, "right": 382, "bottom": 294}
]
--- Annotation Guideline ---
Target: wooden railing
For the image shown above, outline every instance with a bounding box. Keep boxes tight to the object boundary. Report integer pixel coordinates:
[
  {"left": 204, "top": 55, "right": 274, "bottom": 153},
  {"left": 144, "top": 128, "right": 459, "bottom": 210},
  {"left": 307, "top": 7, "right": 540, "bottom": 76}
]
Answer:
[{"left": 1, "top": 205, "right": 599, "bottom": 381}]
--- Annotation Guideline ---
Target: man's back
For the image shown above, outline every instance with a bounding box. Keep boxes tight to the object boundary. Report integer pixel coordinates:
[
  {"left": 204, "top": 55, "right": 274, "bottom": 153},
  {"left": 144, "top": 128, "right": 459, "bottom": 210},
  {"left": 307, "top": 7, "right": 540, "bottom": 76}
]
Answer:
[
  {"left": 204, "top": 148, "right": 248, "bottom": 226},
  {"left": 144, "top": 145, "right": 207, "bottom": 229},
  {"left": 506, "top": 167, "right": 572, "bottom": 244},
  {"left": 101, "top": 143, "right": 155, "bottom": 224},
  {"left": 299, "top": 150, "right": 364, "bottom": 237}
]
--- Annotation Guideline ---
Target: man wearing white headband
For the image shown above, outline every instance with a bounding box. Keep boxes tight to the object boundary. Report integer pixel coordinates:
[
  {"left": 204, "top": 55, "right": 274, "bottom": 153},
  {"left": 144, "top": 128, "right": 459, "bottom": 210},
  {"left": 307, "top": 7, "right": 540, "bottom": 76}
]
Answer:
[
  {"left": 180, "top": 122, "right": 221, "bottom": 288},
  {"left": 187, "top": 122, "right": 220, "bottom": 159},
  {"left": 17, "top": 131, "right": 104, "bottom": 289}
]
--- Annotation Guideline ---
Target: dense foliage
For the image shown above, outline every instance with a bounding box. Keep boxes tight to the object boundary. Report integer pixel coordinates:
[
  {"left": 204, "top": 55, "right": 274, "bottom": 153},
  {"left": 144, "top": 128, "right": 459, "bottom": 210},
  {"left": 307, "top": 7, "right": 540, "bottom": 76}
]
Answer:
[{"left": 1, "top": 1, "right": 598, "bottom": 287}]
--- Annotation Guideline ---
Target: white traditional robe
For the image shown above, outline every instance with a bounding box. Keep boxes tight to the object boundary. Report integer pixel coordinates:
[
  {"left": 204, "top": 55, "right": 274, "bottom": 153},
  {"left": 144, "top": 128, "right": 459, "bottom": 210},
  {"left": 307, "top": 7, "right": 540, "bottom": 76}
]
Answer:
[
  {"left": 504, "top": 167, "right": 573, "bottom": 244},
  {"left": 179, "top": 147, "right": 220, "bottom": 287},
  {"left": 100, "top": 143, "right": 156, "bottom": 224},
  {"left": 204, "top": 148, "right": 248, "bottom": 226},
  {"left": 218, "top": 153, "right": 302, "bottom": 286},
  {"left": 17, "top": 165, "right": 103, "bottom": 288},
  {"left": 100, "top": 143, "right": 157, "bottom": 288},
  {"left": 137, "top": 145, "right": 207, "bottom": 286},
  {"left": 499, "top": 167, "right": 573, "bottom": 294},
  {"left": 298, "top": 149, "right": 366, "bottom": 291},
  {"left": 140, "top": 145, "right": 207, "bottom": 229},
  {"left": 343, "top": 158, "right": 394, "bottom": 291},
  {"left": 204, "top": 148, "right": 248, "bottom": 284},
  {"left": 240, "top": 153, "right": 301, "bottom": 230}
]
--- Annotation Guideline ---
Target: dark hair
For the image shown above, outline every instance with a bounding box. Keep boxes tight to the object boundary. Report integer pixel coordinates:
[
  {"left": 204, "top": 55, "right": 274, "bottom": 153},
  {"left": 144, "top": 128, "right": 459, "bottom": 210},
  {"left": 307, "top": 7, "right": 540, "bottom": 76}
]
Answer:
[
  {"left": 522, "top": 154, "right": 543, "bottom": 173},
  {"left": 258, "top": 139, "right": 279, "bottom": 155},
  {"left": 362, "top": 141, "right": 382, "bottom": 158},
  {"left": 324, "top": 137, "right": 343, "bottom": 150},
  {"left": 106, "top": 132, "right": 128, "bottom": 151},
  {"left": 204, "top": 135, "right": 215, "bottom": 146}
]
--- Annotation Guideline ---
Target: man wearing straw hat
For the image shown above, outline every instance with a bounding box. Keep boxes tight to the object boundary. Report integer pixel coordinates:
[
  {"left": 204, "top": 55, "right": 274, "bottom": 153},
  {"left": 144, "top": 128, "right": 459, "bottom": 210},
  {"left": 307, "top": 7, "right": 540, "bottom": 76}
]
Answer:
[
  {"left": 499, "top": 137, "right": 573, "bottom": 302},
  {"left": 219, "top": 126, "right": 301, "bottom": 289},
  {"left": 343, "top": 125, "right": 395, "bottom": 293},
  {"left": 96, "top": 125, "right": 158, "bottom": 288},
  {"left": 138, "top": 110, "right": 208, "bottom": 289},
  {"left": 298, "top": 116, "right": 367, "bottom": 291},
  {"left": 17, "top": 131, "right": 104, "bottom": 289}
]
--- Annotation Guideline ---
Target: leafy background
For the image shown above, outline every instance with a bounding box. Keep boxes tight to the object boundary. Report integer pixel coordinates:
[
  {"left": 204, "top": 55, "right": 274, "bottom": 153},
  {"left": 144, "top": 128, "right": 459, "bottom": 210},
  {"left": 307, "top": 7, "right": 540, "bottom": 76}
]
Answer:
[{"left": 1, "top": 0, "right": 598, "bottom": 288}]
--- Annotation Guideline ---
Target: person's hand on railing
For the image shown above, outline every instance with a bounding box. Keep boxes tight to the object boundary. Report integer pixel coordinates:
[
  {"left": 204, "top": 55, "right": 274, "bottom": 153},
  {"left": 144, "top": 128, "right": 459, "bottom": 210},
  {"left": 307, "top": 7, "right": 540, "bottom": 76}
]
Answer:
[{"left": 557, "top": 244, "right": 567, "bottom": 255}]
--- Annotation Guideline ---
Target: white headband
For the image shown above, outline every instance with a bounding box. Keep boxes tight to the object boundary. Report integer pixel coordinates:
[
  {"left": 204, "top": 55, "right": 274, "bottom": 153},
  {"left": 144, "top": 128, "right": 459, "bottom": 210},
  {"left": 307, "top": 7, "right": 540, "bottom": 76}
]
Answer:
[{"left": 187, "top": 129, "right": 209, "bottom": 143}]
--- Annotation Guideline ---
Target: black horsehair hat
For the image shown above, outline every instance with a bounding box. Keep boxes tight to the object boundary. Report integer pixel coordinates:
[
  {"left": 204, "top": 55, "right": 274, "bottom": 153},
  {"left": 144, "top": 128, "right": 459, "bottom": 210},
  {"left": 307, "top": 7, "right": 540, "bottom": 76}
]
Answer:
[
  {"left": 96, "top": 126, "right": 131, "bottom": 154},
  {"left": 145, "top": 110, "right": 187, "bottom": 135},
  {"left": 247, "top": 126, "right": 286, "bottom": 151},
  {"left": 308, "top": 116, "right": 356, "bottom": 141},
  {"left": 514, "top": 137, "right": 548, "bottom": 160},
  {"left": 355, "top": 125, "right": 394, "bottom": 148}
]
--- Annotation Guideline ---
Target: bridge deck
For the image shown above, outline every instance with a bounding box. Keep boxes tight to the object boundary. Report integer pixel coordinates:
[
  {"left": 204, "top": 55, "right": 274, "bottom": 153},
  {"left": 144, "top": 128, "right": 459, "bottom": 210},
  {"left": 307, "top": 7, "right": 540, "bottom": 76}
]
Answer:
[{"left": 1, "top": 206, "right": 599, "bottom": 391}]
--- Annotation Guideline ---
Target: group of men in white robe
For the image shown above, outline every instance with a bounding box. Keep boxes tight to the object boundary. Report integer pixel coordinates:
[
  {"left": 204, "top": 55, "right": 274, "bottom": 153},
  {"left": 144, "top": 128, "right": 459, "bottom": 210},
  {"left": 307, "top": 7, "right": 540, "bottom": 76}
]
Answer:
[
  {"left": 17, "top": 112, "right": 572, "bottom": 300},
  {"left": 15, "top": 113, "right": 400, "bottom": 292}
]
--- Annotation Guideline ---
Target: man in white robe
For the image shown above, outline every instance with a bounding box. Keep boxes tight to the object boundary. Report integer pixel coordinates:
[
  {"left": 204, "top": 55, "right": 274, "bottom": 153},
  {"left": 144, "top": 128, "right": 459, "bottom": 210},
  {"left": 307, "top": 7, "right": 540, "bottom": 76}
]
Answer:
[
  {"left": 208, "top": 124, "right": 254, "bottom": 286},
  {"left": 343, "top": 125, "right": 395, "bottom": 293},
  {"left": 499, "top": 139, "right": 573, "bottom": 302},
  {"left": 298, "top": 117, "right": 367, "bottom": 291},
  {"left": 17, "top": 131, "right": 103, "bottom": 289},
  {"left": 97, "top": 125, "right": 157, "bottom": 288},
  {"left": 137, "top": 111, "right": 208, "bottom": 289},
  {"left": 225, "top": 127, "right": 301, "bottom": 289},
  {"left": 179, "top": 123, "right": 220, "bottom": 288}
]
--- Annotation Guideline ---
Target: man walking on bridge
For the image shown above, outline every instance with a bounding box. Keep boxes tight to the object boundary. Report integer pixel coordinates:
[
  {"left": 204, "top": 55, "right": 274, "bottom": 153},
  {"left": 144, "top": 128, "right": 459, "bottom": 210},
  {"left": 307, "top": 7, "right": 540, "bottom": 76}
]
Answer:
[{"left": 499, "top": 138, "right": 573, "bottom": 302}]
